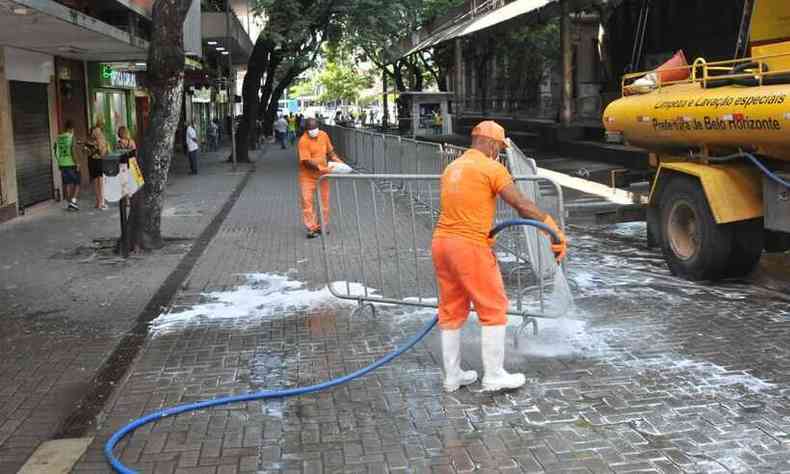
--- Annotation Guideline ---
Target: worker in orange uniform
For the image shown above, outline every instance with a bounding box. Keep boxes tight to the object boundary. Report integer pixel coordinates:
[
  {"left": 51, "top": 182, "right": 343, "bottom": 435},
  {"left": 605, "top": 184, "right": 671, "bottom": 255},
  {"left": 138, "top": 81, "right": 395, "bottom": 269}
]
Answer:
[
  {"left": 433, "top": 121, "right": 567, "bottom": 392},
  {"left": 298, "top": 118, "right": 344, "bottom": 238}
]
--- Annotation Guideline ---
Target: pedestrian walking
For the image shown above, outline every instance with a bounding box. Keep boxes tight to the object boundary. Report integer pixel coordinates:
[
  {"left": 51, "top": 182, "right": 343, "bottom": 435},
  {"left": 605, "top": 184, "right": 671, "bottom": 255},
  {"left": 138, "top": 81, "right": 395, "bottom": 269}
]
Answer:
[
  {"left": 186, "top": 121, "right": 199, "bottom": 175},
  {"left": 297, "top": 118, "right": 345, "bottom": 239},
  {"left": 207, "top": 119, "right": 219, "bottom": 151},
  {"left": 433, "top": 110, "right": 443, "bottom": 135},
  {"left": 432, "top": 120, "right": 567, "bottom": 393},
  {"left": 274, "top": 115, "right": 289, "bottom": 149},
  {"left": 54, "top": 120, "right": 80, "bottom": 211},
  {"left": 215, "top": 118, "right": 223, "bottom": 145},
  {"left": 86, "top": 119, "right": 110, "bottom": 209},
  {"left": 287, "top": 114, "right": 297, "bottom": 145}
]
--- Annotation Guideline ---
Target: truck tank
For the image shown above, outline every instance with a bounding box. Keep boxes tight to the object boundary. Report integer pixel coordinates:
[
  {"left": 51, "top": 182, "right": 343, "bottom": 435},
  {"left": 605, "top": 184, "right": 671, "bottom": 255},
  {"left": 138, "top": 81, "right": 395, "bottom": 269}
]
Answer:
[
  {"left": 603, "top": 81, "right": 790, "bottom": 161},
  {"left": 600, "top": 0, "right": 790, "bottom": 283}
]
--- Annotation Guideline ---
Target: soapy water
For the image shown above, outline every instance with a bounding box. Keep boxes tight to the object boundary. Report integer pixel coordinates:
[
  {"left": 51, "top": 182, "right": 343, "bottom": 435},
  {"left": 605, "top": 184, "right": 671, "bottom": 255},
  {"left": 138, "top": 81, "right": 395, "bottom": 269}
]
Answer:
[
  {"left": 153, "top": 272, "right": 589, "bottom": 356},
  {"left": 152, "top": 265, "right": 777, "bottom": 397},
  {"left": 567, "top": 222, "right": 789, "bottom": 306},
  {"left": 151, "top": 274, "right": 384, "bottom": 333}
]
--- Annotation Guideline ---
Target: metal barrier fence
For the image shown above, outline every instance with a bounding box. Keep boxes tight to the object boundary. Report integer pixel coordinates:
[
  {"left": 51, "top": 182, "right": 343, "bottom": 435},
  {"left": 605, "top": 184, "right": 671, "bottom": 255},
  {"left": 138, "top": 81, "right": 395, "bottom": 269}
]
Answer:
[
  {"left": 325, "top": 126, "right": 445, "bottom": 176},
  {"left": 317, "top": 174, "right": 566, "bottom": 339}
]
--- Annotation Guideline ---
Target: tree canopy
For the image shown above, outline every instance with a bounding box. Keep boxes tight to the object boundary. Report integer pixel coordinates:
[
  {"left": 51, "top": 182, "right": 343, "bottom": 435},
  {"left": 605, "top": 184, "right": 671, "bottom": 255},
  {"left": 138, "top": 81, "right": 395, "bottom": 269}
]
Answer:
[
  {"left": 235, "top": 0, "right": 465, "bottom": 152},
  {"left": 318, "top": 60, "right": 373, "bottom": 104},
  {"left": 333, "top": 0, "right": 464, "bottom": 91}
]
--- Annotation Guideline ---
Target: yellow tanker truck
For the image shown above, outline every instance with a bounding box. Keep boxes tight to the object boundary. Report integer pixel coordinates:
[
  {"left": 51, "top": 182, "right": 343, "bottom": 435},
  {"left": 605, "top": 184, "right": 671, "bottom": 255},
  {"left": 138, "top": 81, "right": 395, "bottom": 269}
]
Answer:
[{"left": 603, "top": 0, "right": 790, "bottom": 281}]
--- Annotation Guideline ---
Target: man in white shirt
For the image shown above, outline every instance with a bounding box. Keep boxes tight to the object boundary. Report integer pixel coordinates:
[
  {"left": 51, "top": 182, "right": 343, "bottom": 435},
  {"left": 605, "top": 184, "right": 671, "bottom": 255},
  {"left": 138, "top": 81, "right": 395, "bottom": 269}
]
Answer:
[
  {"left": 186, "top": 122, "right": 199, "bottom": 175},
  {"left": 274, "top": 115, "right": 289, "bottom": 149}
]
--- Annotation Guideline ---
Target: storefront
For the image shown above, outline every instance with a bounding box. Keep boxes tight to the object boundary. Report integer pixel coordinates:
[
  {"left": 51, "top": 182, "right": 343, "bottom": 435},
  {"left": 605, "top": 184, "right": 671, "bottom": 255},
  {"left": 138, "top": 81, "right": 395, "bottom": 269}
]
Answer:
[
  {"left": 87, "top": 63, "right": 138, "bottom": 149},
  {"left": 4, "top": 47, "right": 57, "bottom": 210},
  {"left": 190, "top": 86, "right": 212, "bottom": 145}
]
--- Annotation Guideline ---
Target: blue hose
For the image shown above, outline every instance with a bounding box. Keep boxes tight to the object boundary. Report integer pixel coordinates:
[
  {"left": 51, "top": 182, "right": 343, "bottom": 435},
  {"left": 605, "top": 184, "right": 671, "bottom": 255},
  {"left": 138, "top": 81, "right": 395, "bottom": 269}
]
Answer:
[
  {"left": 741, "top": 152, "right": 790, "bottom": 188},
  {"left": 104, "top": 219, "right": 552, "bottom": 473},
  {"left": 707, "top": 152, "right": 790, "bottom": 188}
]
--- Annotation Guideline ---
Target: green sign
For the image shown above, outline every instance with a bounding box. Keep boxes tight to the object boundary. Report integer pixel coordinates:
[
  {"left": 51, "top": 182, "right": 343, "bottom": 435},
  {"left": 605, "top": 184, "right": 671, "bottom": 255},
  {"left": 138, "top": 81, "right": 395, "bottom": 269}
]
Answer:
[{"left": 90, "top": 63, "right": 137, "bottom": 90}]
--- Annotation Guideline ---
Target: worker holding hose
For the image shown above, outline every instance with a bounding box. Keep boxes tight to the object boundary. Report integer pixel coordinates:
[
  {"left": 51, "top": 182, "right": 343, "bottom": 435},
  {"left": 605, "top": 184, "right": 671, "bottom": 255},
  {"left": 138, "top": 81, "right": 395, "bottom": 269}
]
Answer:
[
  {"left": 298, "top": 118, "right": 344, "bottom": 238},
  {"left": 433, "top": 121, "right": 567, "bottom": 392}
]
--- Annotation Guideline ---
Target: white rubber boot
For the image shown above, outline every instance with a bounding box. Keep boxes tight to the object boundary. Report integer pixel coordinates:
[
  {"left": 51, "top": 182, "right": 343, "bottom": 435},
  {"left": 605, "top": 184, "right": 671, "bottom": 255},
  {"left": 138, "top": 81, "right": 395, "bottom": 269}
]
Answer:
[
  {"left": 481, "top": 325, "right": 525, "bottom": 392},
  {"left": 441, "top": 329, "right": 478, "bottom": 392}
]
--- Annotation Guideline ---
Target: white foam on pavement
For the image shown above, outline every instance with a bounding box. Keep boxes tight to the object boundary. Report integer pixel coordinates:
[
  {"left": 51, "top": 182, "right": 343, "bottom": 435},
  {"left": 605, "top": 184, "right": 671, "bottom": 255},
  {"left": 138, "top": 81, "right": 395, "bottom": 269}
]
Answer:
[
  {"left": 151, "top": 273, "right": 376, "bottom": 332},
  {"left": 150, "top": 275, "right": 775, "bottom": 396}
]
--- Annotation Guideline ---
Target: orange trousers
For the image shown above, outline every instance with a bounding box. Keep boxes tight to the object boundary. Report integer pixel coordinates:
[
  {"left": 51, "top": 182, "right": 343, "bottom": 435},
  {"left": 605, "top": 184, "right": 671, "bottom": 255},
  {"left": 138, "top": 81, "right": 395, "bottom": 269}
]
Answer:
[
  {"left": 300, "top": 176, "right": 330, "bottom": 232},
  {"left": 431, "top": 237, "right": 509, "bottom": 330}
]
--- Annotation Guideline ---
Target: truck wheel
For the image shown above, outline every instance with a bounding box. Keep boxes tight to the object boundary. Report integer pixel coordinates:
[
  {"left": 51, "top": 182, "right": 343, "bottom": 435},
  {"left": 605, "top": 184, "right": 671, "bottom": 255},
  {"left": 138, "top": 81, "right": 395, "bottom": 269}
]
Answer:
[
  {"left": 659, "top": 176, "right": 733, "bottom": 281},
  {"left": 725, "top": 219, "right": 763, "bottom": 278}
]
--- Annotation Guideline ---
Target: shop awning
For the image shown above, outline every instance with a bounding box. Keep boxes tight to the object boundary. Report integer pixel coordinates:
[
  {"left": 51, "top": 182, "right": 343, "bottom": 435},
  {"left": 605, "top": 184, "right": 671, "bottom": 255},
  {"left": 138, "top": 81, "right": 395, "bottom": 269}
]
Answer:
[
  {"left": 460, "top": 0, "right": 553, "bottom": 37},
  {"left": 402, "top": 0, "right": 621, "bottom": 57},
  {"left": 0, "top": 0, "right": 149, "bottom": 61},
  {"left": 404, "top": 0, "right": 553, "bottom": 56}
]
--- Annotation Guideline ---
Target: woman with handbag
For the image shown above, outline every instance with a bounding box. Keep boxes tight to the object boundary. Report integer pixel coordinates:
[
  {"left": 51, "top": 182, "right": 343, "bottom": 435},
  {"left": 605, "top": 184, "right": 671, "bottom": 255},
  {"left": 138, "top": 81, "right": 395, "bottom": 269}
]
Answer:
[{"left": 86, "top": 119, "right": 110, "bottom": 210}]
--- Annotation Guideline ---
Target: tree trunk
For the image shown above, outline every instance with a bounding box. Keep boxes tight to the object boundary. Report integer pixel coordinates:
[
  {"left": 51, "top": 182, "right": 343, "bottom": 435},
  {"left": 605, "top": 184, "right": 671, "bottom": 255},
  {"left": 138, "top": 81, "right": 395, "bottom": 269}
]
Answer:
[
  {"left": 262, "top": 67, "right": 301, "bottom": 136},
  {"left": 235, "top": 36, "right": 272, "bottom": 163},
  {"left": 127, "top": 0, "right": 191, "bottom": 251},
  {"left": 262, "top": 85, "right": 286, "bottom": 136},
  {"left": 419, "top": 52, "right": 442, "bottom": 90},
  {"left": 262, "top": 93, "right": 280, "bottom": 137},
  {"left": 394, "top": 60, "right": 407, "bottom": 92},
  {"left": 560, "top": 0, "right": 574, "bottom": 125},
  {"left": 406, "top": 58, "right": 423, "bottom": 91},
  {"left": 255, "top": 53, "right": 283, "bottom": 140}
]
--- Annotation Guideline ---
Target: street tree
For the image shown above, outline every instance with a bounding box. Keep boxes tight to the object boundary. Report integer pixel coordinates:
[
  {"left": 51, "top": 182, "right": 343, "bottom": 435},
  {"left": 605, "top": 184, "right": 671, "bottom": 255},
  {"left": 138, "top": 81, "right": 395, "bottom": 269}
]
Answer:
[
  {"left": 318, "top": 59, "right": 372, "bottom": 106},
  {"left": 335, "top": 0, "right": 463, "bottom": 92},
  {"left": 127, "top": 0, "right": 192, "bottom": 251},
  {"left": 257, "top": 36, "right": 326, "bottom": 136},
  {"left": 235, "top": 0, "right": 339, "bottom": 161}
]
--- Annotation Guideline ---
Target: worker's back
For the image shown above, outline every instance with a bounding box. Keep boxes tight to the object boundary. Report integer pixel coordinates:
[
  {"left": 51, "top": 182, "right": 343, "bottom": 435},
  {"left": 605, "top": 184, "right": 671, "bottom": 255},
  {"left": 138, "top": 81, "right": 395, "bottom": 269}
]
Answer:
[{"left": 434, "top": 149, "right": 513, "bottom": 246}]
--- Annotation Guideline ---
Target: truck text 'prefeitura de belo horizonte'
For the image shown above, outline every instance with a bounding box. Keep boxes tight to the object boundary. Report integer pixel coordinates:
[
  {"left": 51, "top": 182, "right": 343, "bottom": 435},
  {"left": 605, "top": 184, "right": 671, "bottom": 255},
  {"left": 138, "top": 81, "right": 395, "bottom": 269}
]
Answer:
[{"left": 603, "top": 0, "right": 790, "bottom": 281}]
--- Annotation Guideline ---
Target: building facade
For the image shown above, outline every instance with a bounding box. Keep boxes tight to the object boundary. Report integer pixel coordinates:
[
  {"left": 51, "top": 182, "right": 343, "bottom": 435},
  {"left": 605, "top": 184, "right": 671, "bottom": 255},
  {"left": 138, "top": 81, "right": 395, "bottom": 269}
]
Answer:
[
  {"left": 0, "top": 0, "right": 254, "bottom": 222},
  {"left": 402, "top": 0, "right": 747, "bottom": 141},
  {"left": 0, "top": 0, "right": 152, "bottom": 220}
]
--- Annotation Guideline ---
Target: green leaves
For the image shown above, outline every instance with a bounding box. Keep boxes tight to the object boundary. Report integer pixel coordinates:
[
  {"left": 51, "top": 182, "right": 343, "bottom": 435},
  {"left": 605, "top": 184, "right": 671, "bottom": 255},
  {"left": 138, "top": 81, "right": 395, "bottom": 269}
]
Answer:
[{"left": 318, "top": 59, "right": 373, "bottom": 103}]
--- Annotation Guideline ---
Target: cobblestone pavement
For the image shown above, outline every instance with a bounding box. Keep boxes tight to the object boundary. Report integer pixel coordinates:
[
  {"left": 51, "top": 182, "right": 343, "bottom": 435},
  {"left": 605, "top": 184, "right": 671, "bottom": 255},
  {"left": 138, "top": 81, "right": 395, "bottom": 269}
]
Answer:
[
  {"left": 0, "top": 146, "right": 253, "bottom": 473},
  {"left": 72, "top": 146, "right": 790, "bottom": 474}
]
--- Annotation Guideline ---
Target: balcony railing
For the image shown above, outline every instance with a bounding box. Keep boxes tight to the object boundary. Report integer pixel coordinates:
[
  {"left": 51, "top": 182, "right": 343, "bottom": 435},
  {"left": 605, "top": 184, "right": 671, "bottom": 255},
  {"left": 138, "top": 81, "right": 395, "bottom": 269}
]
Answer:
[{"left": 53, "top": 0, "right": 151, "bottom": 41}]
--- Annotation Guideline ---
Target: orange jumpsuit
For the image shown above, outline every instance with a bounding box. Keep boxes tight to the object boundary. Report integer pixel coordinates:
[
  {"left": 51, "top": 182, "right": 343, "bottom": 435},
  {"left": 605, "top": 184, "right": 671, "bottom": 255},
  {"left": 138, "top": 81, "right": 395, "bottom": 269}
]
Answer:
[
  {"left": 432, "top": 149, "right": 514, "bottom": 330},
  {"left": 297, "top": 131, "right": 337, "bottom": 232}
]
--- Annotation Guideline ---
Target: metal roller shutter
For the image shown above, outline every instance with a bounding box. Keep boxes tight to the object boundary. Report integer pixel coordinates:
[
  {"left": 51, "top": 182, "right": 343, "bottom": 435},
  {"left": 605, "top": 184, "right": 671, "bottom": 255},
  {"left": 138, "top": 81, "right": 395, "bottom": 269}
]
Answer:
[{"left": 10, "top": 81, "right": 53, "bottom": 208}]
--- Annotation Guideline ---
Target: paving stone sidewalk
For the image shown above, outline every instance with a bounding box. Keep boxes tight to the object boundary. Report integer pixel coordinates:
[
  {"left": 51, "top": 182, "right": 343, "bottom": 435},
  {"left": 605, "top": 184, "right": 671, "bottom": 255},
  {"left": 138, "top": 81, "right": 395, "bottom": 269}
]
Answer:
[
  {"left": 68, "top": 145, "right": 790, "bottom": 474},
  {"left": 0, "top": 146, "right": 255, "bottom": 473}
]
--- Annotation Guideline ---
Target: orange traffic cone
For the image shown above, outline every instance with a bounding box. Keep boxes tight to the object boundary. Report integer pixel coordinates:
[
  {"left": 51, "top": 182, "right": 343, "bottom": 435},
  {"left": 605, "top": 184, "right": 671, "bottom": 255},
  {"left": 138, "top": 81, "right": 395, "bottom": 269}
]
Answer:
[{"left": 657, "top": 50, "right": 690, "bottom": 83}]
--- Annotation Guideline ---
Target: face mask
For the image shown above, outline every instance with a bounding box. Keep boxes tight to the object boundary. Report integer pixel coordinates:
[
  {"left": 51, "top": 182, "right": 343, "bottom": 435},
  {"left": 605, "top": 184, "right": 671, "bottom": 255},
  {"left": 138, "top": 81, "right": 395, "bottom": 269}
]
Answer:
[{"left": 308, "top": 129, "right": 320, "bottom": 138}]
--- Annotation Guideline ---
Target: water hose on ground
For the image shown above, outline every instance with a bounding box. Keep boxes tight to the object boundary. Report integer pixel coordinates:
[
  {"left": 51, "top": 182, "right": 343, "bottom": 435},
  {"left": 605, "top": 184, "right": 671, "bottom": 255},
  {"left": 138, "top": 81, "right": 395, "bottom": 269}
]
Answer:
[{"left": 105, "top": 219, "right": 559, "bottom": 473}]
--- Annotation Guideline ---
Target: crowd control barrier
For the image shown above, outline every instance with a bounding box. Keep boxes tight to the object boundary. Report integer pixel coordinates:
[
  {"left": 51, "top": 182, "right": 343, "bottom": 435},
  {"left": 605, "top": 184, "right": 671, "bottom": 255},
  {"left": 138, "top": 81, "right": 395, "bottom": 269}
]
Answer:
[
  {"left": 325, "top": 126, "right": 445, "bottom": 176},
  {"left": 316, "top": 173, "right": 567, "bottom": 340}
]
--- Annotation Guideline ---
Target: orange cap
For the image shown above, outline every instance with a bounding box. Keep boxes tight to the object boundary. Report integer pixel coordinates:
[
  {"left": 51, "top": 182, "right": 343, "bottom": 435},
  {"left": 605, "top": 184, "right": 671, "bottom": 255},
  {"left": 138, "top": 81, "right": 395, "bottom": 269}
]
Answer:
[{"left": 471, "top": 121, "right": 509, "bottom": 147}]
